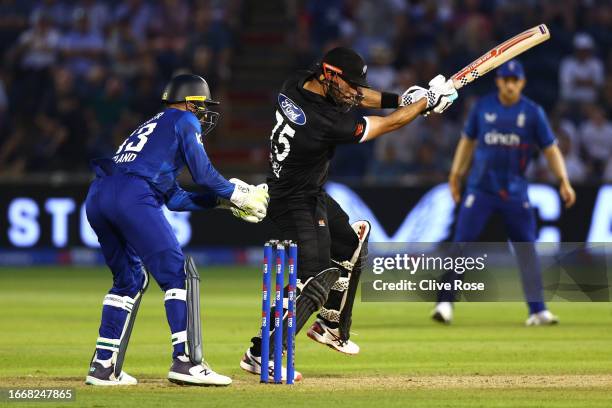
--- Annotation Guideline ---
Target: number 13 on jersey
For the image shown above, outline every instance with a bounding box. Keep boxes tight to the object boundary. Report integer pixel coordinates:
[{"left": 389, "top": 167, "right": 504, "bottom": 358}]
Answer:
[{"left": 113, "top": 122, "right": 157, "bottom": 163}]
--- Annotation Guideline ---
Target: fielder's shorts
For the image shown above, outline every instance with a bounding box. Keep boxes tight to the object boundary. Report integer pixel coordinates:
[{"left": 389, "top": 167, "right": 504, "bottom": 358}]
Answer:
[{"left": 454, "top": 189, "right": 537, "bottom": 243}]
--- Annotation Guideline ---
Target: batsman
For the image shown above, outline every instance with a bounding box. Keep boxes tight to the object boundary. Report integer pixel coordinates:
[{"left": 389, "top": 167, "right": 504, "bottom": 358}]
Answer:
[
  {"left": 84, "top": 74, "right": 269, "bottom": 386},
  {"left": 240, "top": 47, "right": 459, "bottom": 382}
]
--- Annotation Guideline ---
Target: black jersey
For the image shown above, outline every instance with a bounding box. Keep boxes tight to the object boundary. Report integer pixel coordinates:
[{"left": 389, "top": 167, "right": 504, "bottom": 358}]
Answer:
[{"left": 266, "top": 71, "right": 369, "bottom": 200}]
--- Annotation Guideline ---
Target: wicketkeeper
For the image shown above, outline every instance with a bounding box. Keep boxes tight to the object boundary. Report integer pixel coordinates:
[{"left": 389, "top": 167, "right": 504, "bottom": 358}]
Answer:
[
  {"left": 85, "top": 74, "right": 269, "bottom": 386},
  {"left": 239, "top": 47, "right": 459, "bottom": 382}
]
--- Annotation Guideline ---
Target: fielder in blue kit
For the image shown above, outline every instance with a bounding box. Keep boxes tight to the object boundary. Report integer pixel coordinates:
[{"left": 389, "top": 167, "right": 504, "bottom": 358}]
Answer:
[
  {"left": 84, "top": 74, "right": 269, "bottom": 387},
  {"left": 433, "top": 60, "right": 576, "bottom": 326}
]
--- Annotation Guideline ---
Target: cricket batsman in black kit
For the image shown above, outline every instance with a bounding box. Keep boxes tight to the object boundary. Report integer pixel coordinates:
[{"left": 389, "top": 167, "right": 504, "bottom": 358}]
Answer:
[{"left": 240, "top": 47, "right": 459, "bottom": 381}]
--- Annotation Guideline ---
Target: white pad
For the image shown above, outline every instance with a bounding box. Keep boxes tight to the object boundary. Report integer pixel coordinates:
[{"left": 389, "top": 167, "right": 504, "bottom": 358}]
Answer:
[
  {"left": 331, "top": 277, "right": 350, "bottom": 292},
  {"left": 164, "top": 288, "right": 187, "bottom": 302},
  {"left": 171, "top": 330, "right": 187, "bottom": 345},
  {"left": 319, "top": 307, "right": 340, "bottom": 323},
  {"left": 96, "top": 337, "right": 121, "bottom": 352},
  {"left": 103, "top": 294, "right": 135, "bottom": 312}
]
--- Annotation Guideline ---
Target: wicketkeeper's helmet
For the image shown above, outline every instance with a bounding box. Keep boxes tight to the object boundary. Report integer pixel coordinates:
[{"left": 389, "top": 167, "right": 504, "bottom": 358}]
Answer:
[{"left": 162, "top": 74, "right": 220, "bottom": 135}]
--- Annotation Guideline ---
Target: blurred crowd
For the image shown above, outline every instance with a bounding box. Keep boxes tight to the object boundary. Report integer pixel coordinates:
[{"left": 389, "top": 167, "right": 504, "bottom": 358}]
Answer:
[
  {"left": 0, "top": 0, "right": 240, "bottom": 176},
  {"left": 296, "top": 0, "right": 612, "bottom": 184},
  {"left": 1, "top": 0, "right": 612, "bottom": 186}
]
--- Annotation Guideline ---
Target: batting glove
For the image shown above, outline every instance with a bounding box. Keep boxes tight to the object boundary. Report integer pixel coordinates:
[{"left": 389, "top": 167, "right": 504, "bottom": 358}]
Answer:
[
  {"left": 425, "top": 74, "right": 458, "bottom": 114},
  {"left": 399, "top": 85, "right": 428, "bottom": 107}
]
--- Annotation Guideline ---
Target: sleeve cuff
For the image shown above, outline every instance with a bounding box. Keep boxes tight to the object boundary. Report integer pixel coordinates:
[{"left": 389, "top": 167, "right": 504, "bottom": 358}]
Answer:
[{"left": 359, "top": 117, "right": 370, "bottom": 143}]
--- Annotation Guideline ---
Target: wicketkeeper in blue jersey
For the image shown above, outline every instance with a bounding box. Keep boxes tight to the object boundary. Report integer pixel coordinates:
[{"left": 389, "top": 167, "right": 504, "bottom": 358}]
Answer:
[
  {"left": 432, "top": 60, "right": 576, "bottom": 326},
  {"left": 84, "top": 74, "right": 269, "bottom": 386}
]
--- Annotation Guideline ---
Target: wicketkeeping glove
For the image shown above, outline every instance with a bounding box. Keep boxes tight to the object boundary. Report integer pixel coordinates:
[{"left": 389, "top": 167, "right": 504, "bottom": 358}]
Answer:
[
  {"left": 217, "top": 198, "right": 264, "bottom": 223},
  {"left": 228, "top": 178, "right": 269, "bottom": 220}
]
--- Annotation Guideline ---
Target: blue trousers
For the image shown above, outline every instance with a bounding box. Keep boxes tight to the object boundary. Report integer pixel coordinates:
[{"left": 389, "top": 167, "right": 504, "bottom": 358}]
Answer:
[
  {"left": 438, "top": 189, "right": 545, "bottom": 314},
  {"left": 86, "top": 174, "right": 187, "bottom": 359}
]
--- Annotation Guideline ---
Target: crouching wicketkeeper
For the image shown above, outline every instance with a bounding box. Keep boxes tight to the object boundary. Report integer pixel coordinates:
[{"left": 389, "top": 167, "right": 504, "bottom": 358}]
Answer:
[{"left": 85, "top": 74, "right": 268, "bottom": 386}]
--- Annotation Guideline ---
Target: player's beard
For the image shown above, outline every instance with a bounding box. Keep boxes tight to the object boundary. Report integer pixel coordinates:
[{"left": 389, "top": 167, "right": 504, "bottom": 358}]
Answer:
[{"left": 324, "top": 80, "right": 364, "bottom": 113}]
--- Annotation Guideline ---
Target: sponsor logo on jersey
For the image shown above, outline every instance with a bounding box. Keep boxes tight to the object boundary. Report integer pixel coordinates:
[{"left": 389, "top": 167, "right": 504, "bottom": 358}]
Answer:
[
  {"left": 517, "top": 112, "right": 526, "bottom": 128},
  {"left": 464, "top": 194, "right": 475, "bottom": 208},
  {"left": 195, "top": 132, "right": 203, "bottom": 146},
  {"left": 484, "top": 131, "right": 521, "bottom": 146},
  {"left": 271, "top": 161, "right": 283, "bottom": 178},
  {"left": 278, "top": 93, "right": 306, "bottom": 125},
  {"left": 484, "top": 112, "right": 497, "bottom": 123},
  {"left": 354, "top": 123, "right": 364, "bottom": 137}
]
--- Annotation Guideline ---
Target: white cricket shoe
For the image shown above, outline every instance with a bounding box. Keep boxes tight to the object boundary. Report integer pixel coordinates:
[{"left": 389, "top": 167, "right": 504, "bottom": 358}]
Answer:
[
  {"left": 525, "top": 310, "right": 559, "bottom": 326},
  {"left": 431, "top": 302, "right": 453, "bottom": 324},
  {"left": 85, "top": 360, "right": 138, "bottom": 386},
  {"left": 306, "top": 319, "right": 360, "bottom": 355},
  {"left": 239, "top": 348, "right": 302, "bottom": 383},
  {"left": 168, "top": 355, "right": 232, "bottom": 386}
]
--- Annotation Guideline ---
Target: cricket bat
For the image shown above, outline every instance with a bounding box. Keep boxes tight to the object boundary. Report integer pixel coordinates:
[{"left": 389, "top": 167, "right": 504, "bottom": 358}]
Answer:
[{"left": 451, "top": 24, "right": 550, "bottom": 90}]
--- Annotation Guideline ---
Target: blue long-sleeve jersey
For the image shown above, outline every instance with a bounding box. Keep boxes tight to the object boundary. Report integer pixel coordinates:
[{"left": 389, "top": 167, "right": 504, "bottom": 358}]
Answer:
[
  {"left": 464, "top": 93, "right": 556, "bottom": 200},
  {"left": 91, "top": 108, "right": 234, "bottom": 210}
]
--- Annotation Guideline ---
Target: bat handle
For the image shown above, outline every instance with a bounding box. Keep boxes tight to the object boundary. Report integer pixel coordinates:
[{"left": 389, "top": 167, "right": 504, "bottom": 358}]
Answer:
[{"left": 452, "top": 78, "right": 464, "bottom": 90}]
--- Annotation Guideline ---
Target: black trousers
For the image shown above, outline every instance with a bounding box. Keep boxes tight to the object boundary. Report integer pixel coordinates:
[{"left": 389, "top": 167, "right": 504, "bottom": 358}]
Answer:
[{"left": 268, "top": 191, "right": 358, "bottom": 280}]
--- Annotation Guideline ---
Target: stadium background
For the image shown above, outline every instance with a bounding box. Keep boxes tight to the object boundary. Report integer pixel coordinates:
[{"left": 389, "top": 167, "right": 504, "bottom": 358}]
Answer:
[
  {"left": 1, "top": 0, "right": 612, "bottom": 264},
  {"left": 1, "top": 3, "right": 611, "bottom": 406}
]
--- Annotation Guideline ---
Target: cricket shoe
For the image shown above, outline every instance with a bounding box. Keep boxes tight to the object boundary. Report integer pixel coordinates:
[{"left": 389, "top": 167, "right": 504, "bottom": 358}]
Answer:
[
  {"left": 306, "top": 319, "right": 360, "bottom": 355},
  {"left": 168, "top": 355, "right": 232, "bottom": 386},
  {"left": 431, "top": 302, "right": 453, "bottom": 324},
  {"left": 85, "top": 360, "right": 137, "bottom": 386},
  {"left": 239, "top": 348, "right": 302, "bottom": 382},
  {"left": 525, "top": 310, "right": 559, "bottom": 326}
]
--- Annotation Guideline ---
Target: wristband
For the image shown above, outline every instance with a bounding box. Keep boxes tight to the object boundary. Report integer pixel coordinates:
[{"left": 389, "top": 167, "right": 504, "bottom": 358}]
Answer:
[{"left": 381, "top": 92, "right": 399, "bottom": 109}]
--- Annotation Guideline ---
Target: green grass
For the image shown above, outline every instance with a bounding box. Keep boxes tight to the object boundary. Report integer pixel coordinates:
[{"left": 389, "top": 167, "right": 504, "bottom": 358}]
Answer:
[{"left": 0, "top": 266, "right": 611, "bottom": 407}]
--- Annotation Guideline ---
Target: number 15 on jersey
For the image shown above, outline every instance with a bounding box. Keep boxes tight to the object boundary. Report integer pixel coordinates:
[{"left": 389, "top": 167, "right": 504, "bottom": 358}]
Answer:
[{"left": 270, "top": 110, "right": 295, "bottom": 177}]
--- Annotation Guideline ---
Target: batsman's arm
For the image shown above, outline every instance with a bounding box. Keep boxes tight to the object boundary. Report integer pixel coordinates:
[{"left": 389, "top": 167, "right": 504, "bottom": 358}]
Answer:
[
  {"left": 448, "top": 135, "right": 477, "bottom": 203},
  {"left": 358, "top": 87, "right": 400, "bottom": 109},
  {"left": 542, "top": 144, "right": 576, "bottom": 208},
  {"left": 359, "top": 98, "right": 427, "bottom": 142}
]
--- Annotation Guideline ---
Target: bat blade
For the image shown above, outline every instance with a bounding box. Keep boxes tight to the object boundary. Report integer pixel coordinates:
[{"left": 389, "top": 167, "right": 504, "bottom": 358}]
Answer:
[{"left": 451, "top": 24, "right": 550, "bottom": 90}]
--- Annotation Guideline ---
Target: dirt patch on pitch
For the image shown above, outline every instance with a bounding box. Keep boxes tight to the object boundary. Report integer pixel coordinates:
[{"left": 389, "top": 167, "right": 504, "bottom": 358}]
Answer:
[
  {"left": 5, "top": 374, "right": 612, "bottom": 390},
  {"left": 297, "top": 374, "right": 612, "bottom": 390}
]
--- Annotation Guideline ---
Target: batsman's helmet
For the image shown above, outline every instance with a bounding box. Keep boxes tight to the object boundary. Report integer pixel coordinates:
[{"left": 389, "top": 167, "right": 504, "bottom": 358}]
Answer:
[
  {"left": 162, "top": 74, "right": 220, "bottom": 134},
  {"left": 316, "top": 47, "right": 369, "bottom": 111},
  {"left": 321, "top": 47, "right": 370, "bottom": 88}
]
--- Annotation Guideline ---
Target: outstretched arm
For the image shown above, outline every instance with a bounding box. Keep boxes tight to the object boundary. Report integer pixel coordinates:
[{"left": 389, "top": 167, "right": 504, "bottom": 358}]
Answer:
[
  {"left": 176, "top": 114, "right": 269, "bottom": 219},
  {"left": 542, "top": 144, "right": 576, "bottom": 208},
  {"left": 164, "top": 182, "right": 218, "bottom": 211},
  {"left": 359, "top": 88, "right": 400, "bottom": 109},
  {"left": 359, "top": 75, "right": 458, "bottom": 142},
  {"left": 177, "top": 117, "right": 235, "bottom": 199},
  {"left": 359, "top": 99, "right": 427, "bottom": 142},
  {"left": 448, "top": 136, "right": 477, "bottom": 203}
]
